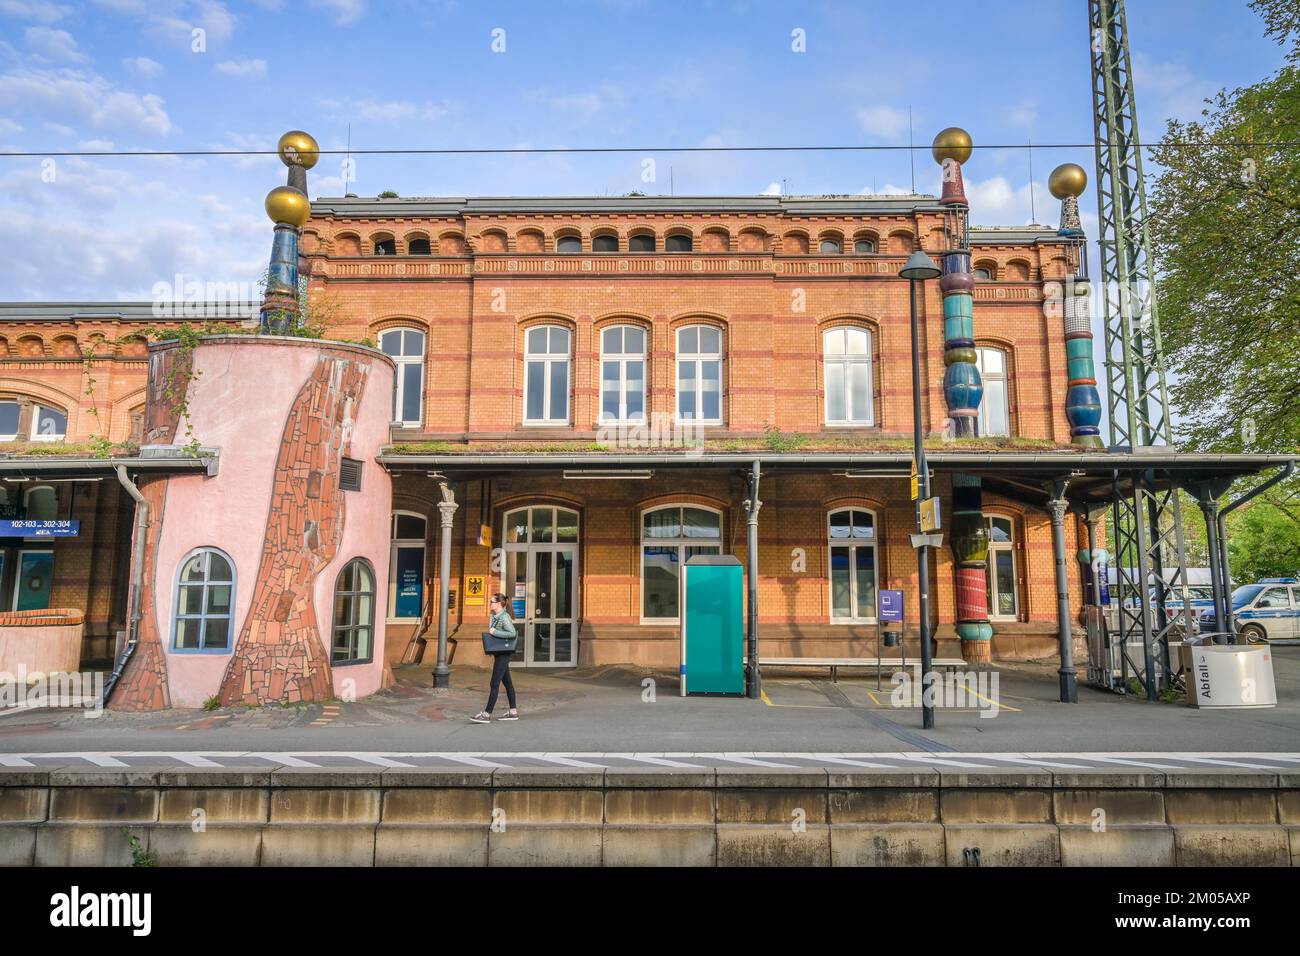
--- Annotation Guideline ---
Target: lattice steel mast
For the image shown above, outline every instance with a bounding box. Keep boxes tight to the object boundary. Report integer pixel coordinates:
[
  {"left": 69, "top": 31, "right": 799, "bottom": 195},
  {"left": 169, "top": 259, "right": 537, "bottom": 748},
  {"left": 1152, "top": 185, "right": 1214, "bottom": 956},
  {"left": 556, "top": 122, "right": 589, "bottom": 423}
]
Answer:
[{"left": 1088, "top": 0, "right": 1194, "bottom": 698}]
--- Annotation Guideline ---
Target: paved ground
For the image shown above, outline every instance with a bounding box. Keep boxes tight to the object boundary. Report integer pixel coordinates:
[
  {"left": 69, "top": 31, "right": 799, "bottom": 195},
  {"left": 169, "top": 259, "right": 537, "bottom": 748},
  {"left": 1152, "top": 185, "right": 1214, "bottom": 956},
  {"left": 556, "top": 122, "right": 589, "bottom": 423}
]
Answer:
[{"left": 1, "top": 647, "right": 1297, "bottom": 765}]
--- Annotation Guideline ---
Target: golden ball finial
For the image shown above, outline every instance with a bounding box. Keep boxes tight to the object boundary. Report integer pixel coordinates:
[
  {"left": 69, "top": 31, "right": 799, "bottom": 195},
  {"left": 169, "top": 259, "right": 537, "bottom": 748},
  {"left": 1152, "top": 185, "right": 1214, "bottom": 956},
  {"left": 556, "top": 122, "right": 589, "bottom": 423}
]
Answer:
[
  {"left": 265, "top": 185, "right": 310, "bottom": 226},
  {"left": 1049, "top": 163, "right": 1088, "bottom": 199},
  {"left": 277, "top": 130, "right": 319, "bottom": 169},
  {"left": 931, "top": 127, "right": 973, "bottom": 165}
]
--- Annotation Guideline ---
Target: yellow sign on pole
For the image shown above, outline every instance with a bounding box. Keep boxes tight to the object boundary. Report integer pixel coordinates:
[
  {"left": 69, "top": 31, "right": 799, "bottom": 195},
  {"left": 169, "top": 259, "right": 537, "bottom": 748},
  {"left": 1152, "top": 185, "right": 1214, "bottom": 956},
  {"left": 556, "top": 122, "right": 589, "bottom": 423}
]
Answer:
[
  {"left": 910, "top": 475, "right": 920, "bottom": 501},
  {"left": 920, "top": 496, "right": 941, "bottom": 533},
  {"left": 464, "top": 574, "right": 486, "bottom": 606}
]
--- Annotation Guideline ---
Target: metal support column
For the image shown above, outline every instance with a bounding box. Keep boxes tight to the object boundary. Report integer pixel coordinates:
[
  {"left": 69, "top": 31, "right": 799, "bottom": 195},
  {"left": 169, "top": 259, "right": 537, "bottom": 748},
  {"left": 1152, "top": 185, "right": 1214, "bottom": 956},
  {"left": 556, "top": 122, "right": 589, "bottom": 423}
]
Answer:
[
  {"left": 744, "top": 460, "right": 762, "bottom": 700},
  {"left": 1194, "top": 483, "right": 1229, "bottom": 643},
  {"left": 433, "top": 480, "right": 457, "bottom": 689},
  {"left": 1048, "top": 481, "right": 1078, "bottom": 703}
]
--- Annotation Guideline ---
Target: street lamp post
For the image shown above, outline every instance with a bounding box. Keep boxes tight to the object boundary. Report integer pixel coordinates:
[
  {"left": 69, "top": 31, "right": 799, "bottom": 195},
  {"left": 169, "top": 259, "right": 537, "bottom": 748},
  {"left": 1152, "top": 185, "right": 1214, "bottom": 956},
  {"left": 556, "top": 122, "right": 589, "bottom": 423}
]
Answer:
[{"left": 901, "top": 250, "right": 941, "bottom": 729}]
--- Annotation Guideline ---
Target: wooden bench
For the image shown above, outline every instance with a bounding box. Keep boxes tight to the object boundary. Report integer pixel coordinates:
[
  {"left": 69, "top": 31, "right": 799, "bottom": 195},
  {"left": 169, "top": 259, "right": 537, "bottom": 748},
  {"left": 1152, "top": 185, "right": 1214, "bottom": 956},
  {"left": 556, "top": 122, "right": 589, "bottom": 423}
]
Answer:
[{"left": 757, "top": 656, "right": 970, "bottom": 682}]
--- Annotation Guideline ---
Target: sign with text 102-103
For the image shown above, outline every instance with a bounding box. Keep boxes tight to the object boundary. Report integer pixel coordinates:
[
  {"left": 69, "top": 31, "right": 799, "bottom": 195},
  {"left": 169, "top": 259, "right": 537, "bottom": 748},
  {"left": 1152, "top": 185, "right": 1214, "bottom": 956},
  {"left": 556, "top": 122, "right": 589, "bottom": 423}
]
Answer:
[{"left": 0, "top": 519, "right": 80, "bottom": 538}]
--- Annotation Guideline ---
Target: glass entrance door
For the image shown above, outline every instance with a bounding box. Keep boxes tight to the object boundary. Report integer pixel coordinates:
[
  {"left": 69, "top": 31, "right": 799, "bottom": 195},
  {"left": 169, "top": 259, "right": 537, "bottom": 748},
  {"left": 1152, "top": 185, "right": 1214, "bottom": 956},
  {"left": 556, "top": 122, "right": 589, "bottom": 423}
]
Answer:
[{"left": 501, "top": 505, "right": 579, "bottom": 667}]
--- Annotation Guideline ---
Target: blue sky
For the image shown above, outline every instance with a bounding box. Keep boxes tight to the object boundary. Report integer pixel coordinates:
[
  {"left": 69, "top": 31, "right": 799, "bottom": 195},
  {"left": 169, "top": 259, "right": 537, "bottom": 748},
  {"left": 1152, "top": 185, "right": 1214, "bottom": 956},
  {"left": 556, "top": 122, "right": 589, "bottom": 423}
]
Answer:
[{"left": 0, "top": 0, "right": 1288, "bottom": 300}]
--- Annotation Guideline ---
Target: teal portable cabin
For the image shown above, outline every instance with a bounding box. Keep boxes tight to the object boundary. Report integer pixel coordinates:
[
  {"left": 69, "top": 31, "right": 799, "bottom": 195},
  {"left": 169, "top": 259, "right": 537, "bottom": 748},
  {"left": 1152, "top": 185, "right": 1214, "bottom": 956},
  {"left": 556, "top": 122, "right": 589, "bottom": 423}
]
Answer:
[{"left": 680, "top": 554, "right": 745, "bottom": 696}]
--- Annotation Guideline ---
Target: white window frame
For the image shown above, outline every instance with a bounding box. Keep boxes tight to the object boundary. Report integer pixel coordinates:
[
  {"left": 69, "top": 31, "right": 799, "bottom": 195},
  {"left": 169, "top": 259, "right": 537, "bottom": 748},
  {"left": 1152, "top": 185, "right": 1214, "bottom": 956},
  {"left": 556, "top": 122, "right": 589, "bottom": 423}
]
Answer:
[
  {"left": 675, "top": 325, "right": 724, "bottom": 426},
  {"left": 29, "top": 404, "right": 67, "bottom": 442},
  {"left": 985, "top": 514, "right": 1019, "bottom": 621},
  {"left": 171, "top": 547, "right": 237, "bottom": 653},
  {"left": 853, "top": 237, "right": 876, "bottom": 254},
  {"left": 819, "top": 238, "right": 842, "bottom": 254},
  {"left": 639, "top": 504, "right": 723, "bottom": 624},
  {"left": 388, "top": 511, "right": 427, "bottom": 622},
  {"left": 827, "top": 507, "right": 879, "bottom": 624},
  {"left": 0, "top": 399, "right": 19, "bottom": 441},
  {"left": 975, "top": 346, "right": 1010, "bottom": 437},
  {"left": 523, "top": 325, "right": 572, "bottom": 425},
  {"left": 380, "top": 328, "right": 426, "bottom": 427},
  {"left": 598, "top": 325, "right": 647, "bottom": 424},
  {"left": 823, "top": 327, "right": 874, "bottom": 426}
]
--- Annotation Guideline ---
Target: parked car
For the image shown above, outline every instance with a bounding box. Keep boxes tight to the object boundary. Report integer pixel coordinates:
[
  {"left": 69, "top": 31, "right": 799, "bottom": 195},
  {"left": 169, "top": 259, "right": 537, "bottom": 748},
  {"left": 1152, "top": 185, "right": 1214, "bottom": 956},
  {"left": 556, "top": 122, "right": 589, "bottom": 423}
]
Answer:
[{"left": 1198, "top": 578, "right": 1300, "bottom": 645}]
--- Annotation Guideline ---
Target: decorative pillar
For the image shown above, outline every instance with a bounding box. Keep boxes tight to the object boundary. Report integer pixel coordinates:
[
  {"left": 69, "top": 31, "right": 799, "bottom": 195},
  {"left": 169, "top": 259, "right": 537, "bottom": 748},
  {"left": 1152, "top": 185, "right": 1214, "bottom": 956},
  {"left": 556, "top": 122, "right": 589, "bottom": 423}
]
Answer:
[
  {"left": 1050, "top": 163, "right": 1104, "bottom": 447},
  {"left": 950, "top": 473, "right": 992, "bottom": 663},
  {"left": 744, "top": 460, "right": 762, "bottom": 699},
  {"left": 260, "top": 131, "right": 319, "bottom": 333},
  {"left": 1048, "top": 481, "right": 1078, "bottom": 703},
  {"left": 932, "top": 127, "right": 982, "bottom": 438},
  {"left": 434, "top": 481, "right": 457, "bottom": 688}
]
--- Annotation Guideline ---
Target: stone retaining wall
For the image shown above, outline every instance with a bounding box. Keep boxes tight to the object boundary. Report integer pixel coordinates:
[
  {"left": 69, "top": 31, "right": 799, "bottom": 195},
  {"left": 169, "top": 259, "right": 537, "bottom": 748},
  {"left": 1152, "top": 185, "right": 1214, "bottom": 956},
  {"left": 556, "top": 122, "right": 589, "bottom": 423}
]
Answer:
[{"left": 2, "top": 767, "right": 1297, "bottom": 866}]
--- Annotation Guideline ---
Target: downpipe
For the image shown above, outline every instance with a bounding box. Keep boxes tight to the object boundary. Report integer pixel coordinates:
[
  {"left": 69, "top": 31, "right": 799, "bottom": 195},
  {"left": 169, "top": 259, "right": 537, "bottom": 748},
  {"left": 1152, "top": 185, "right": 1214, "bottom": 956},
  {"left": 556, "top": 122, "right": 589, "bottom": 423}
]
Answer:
[{"left": 102, "top": 465, "right": 148, "bottom": 705}]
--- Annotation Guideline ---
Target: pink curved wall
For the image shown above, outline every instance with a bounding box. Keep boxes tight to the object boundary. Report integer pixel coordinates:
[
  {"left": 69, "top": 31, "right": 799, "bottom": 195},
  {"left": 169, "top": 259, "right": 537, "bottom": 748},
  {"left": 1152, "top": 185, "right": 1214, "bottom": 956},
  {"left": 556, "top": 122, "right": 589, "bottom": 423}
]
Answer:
[{"left": 149, "top": 337, "right": 393, "bottom": 708}]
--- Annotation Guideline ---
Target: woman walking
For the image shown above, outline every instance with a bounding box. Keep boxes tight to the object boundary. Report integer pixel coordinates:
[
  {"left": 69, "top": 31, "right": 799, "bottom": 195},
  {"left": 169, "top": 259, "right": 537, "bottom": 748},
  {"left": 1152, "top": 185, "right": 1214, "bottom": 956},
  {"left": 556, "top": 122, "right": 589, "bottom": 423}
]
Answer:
[{"left": 470, "top": 593, "right": 519, "bottom": 723}]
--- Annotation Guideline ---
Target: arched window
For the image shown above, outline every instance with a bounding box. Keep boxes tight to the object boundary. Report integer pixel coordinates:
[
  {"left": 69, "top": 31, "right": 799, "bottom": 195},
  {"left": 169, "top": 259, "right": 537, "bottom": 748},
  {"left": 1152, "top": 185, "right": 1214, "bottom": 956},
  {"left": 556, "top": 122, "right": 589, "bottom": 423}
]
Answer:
[
  {"left": 853, "top": 237, "right": 876, "bottom": 254},
  {"left": 665, "top": 234, "right": 693, "bottom": 253},
  {"left": 641, "top": 504, "right": 723, "bottom": 621},
  {"left": 986, "top": 515, "right": 1018, "bottom": 620},
  {"left": 0, "top": 399, "right": 19, "bottom": 441},
  {"left": 172, "top": 548, "right": 236, "bottom": 651},
  {"left": 556, "top": 235, "right": 583, "bottom": 254},
  {"left": 975, "top": 346, "right": 1009, "bottom": 437},
  {"left": 973, "top": 266, "right": 994, "bottom": 281},
  {"left": 407, "top": 237, "right": 431, "bottom": 255},
  {"left": 629, "top": 233, "right": 656, "bottom": 252},
  {"left": 380, "top": 328, "right": 426, "bottom": 427},
  {"left": 390, "top": 512, "right": 427, "bottom": 620},
  {"left": 592, "top": 234, "right": 618, "bottom": 253},
  {"left": 524, "top": 325, "right": 571, "bottom": 424},
  {"left": 828, "top": 507, "right": 877, "bottom": 622},
  {"left": 332, "top": 558, "right": 375, "bottom": 664},
  {"left": 819, "top": 238, "right": 842, "bottom": 254},
  {"left": 30, "top": 405, "right": 66, "bottom": 441},
  {"left": 599, "top": 325, "right": 646, "bottom": 423},
  {"left": 23, "top": 485, "right": 58, "bottom": 521},
  {"left": 676, "top": 325, "right": 723, "bottom": 424},
  {"left": 373, "top": 237, "right": 396, "bottom": 256},
  {"left": 824, "top": 327, "right": 873, "bottom": 425}
]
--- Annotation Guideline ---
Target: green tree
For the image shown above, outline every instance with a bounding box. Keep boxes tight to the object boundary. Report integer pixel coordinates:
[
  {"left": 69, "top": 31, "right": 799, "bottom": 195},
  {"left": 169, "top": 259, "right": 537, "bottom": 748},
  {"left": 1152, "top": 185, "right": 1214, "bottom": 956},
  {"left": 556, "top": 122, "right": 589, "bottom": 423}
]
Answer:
[
  {"left": 1148, "top": 0, "right": 1300, "bottom": 455},
  {"left": 1227, "top": 498, "right": 1300, "bottom": 581}
]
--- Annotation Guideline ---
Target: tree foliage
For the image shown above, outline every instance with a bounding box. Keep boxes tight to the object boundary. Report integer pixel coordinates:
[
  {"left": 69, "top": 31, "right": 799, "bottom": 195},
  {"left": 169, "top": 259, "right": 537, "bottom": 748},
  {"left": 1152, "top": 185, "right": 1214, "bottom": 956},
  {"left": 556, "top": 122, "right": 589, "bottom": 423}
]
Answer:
[{"left": 1148, "top": 0, "right": 1300, "bottom": 455}]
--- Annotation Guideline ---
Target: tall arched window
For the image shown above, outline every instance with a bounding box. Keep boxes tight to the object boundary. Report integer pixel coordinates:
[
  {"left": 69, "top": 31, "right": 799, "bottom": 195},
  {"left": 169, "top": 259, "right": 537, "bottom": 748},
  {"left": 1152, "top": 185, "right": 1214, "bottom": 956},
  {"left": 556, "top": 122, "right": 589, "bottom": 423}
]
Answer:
[
  {"left": 599, "top": 325, "right": 646, "bottom": 422},
  {"left": 332, "top": 558, "right": 375, "bottom": 664},
  {"left": 676, "top": 325, "right": 723, "bottom": 424},
  {"left": 641, "top": 505, "right": 723, "bottom": 621},
  {"left": 986, "top": 515, "right": 1018, "bottom": 619},
  {"left": 380, "top": 328, "right": 426, "bottom": 427},
  {"left": 524, "top": 325, "right": 571, "bottom": 424},
  {"left": 828, "top": 507, "right": 877, "bottom": 622},
  {"left": 824, "top": 327, "right": 873, "bottom": 425},
  {"left": 975, "top": 346, "right": 1009, "bottom": 437},
  {"left": 390, "top": 512, "right": 427, "bottom": 620},
  {"left": 172, "top": 548, "right": 236, "bottom": 651}
]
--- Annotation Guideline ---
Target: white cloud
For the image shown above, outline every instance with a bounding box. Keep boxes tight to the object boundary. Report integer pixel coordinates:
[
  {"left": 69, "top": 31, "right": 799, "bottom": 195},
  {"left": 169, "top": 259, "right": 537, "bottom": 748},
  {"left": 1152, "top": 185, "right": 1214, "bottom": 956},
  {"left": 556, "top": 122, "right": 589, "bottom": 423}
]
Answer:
[
  {"left": 310, "top": 0, "right": 364, "bottom": 25},
  {"left": 543, "top": 85, "right": 625, "bottom": 123},
  {"left": 121, "top": 56, "right": 162, "bottom": 77},
  {"left": 1005, "top": 99, "right": 1037, "bottom": 129},
  {"left": 24, "top": 25, "right": 86, "bottom": 62},
  {"left": 760, "top": 181, "right": 781, "bottom": 196},
  {"left": 146, "top": 0, "right": 237, "bottom": 50},
  {"left": 320, "top": 96, "right": 455, "bottom": 123},
  {"left": 964, "top": 174, "right": 1056, "bottom": 227},
  {"left": 0, "top": 68, "right": 173, "bottom": 136},
  {"left": 0, "top": 117, "right": 22, "bottom": 135},
  {"left": 1132, "top": 52, "right": 1216, "bottom": 123},
  {"left": 0, "top": 0, "right": 69, "bottom": 22},
  {"left": 855, "top": 104, "right": 909, "bottom": 140},
  {"left": 215, "top": 57, "right": 266, "bottom": 78}
]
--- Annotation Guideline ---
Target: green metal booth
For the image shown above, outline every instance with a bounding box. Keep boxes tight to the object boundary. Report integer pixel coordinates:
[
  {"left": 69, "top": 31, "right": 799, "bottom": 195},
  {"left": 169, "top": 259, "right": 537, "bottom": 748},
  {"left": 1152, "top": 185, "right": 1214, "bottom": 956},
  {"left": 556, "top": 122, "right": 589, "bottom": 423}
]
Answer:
[{"left": 680, "top": 554, "right": 745, "bottom": 696}]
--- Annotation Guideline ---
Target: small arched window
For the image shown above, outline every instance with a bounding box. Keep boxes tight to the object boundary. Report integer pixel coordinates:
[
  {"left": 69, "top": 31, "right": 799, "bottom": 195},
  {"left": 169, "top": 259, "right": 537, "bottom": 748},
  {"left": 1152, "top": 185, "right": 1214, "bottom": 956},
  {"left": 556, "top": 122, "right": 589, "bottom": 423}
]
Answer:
[
  {"left": 665, "top": 234, "right": 693, "bottom": 253},
  {"left": 975, "top": 347, "right": 1010, "bottom": 437},
  {"left": 173, "top": 548, "right": 236, "bottom": 651},
  {"left": 407, "top": 237, "right": 431, "bottom": 255},
  {"left": 819, "top": 238, "right": 842, "bottom": 254},
  {"left": 524, "top": 325, "right": 571, "bottom": 424},
  {"left": 973, "top": 266, "right": 994, "bottom": 281},
  {"left": 592, "top": 234, "right": 618, "bottom": 253},
  {"left": 600, "top": 325, "right": 646, "bottom": 422},
  {"left": 676, "top": 325, "right": 723, "bottom": 424},
  {"left": 556, "top": 235, "right": 583, "bottom": 254},
  {"left": 824, "top": 327, "right": 873, "bottom": 425},
  {"left": 828, "top": 508, "right": 877, "bottom": 622},
  {"left": 853, "top": 238, "right": 876, "bottom": 254},
  {"left": 379, "top": 328, "right": 426, "bottom": 427},
  {"left": 629, "top": 233, "right": 656, "bottom": 252},
  {"left": 23, "top": 485, "right": 58, "bottom": 521},
  {"left": 373, "top": 237, "right": 396, "bottom": 256},
  {"left": 332, "top": 558, "right": 375, "bottom": 664}
]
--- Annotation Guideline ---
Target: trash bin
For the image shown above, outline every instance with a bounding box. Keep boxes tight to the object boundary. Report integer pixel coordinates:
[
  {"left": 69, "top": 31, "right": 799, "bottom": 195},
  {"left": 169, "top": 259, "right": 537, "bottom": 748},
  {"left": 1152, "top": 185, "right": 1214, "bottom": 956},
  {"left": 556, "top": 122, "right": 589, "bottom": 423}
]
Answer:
[
  {"left": 680, "top": 554, "right": 744, "bottom": 696},
  {"left": 1178, "top": 642, "right": 1277, "bottom": 708}
]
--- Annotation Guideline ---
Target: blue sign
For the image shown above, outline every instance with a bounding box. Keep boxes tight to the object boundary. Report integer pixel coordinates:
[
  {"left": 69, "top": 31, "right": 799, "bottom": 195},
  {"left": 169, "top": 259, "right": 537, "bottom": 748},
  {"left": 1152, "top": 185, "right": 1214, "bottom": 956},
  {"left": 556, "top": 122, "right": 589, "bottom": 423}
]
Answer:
[
  {"left": 0, "top": 519, "right": 79, "bottom": 538},
  {"left": 879, "top": 589, "right": 904, "bottom": 622},
  {"left": 393, "top": 547, "right": 424, "bottom": 618}
]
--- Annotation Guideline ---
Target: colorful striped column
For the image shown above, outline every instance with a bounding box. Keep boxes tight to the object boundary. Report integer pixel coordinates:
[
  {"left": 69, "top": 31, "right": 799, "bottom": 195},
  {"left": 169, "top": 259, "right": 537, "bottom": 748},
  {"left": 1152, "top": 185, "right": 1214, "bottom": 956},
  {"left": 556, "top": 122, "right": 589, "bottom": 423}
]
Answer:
[
  {"left": 260, "top": 131, "right": 319, "bottom": 333},
  {"left": 951, "top": 473, "right": 993, "bottom": 662},
  {"left": 1050, "top": 163, "right": 1104, "bottom": 448},
  {"left": 933, "top": 127, "right": 982, "bottom": 438}
]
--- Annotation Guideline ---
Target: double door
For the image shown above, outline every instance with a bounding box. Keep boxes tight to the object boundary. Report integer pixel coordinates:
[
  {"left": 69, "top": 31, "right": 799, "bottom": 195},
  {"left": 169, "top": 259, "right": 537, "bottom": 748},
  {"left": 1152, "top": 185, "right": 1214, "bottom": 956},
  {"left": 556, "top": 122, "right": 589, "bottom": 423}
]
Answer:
[{"left": 502, "top": 545, "right": 577, "bottom": 666}]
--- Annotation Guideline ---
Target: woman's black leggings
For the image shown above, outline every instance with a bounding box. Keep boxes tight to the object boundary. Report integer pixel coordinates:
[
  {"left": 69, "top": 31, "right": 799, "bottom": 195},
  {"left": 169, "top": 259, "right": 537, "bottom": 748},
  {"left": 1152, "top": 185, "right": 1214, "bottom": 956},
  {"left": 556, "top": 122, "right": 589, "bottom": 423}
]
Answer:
[{"left": 486, "top": 653, "right": 517, "bottom": 713}]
